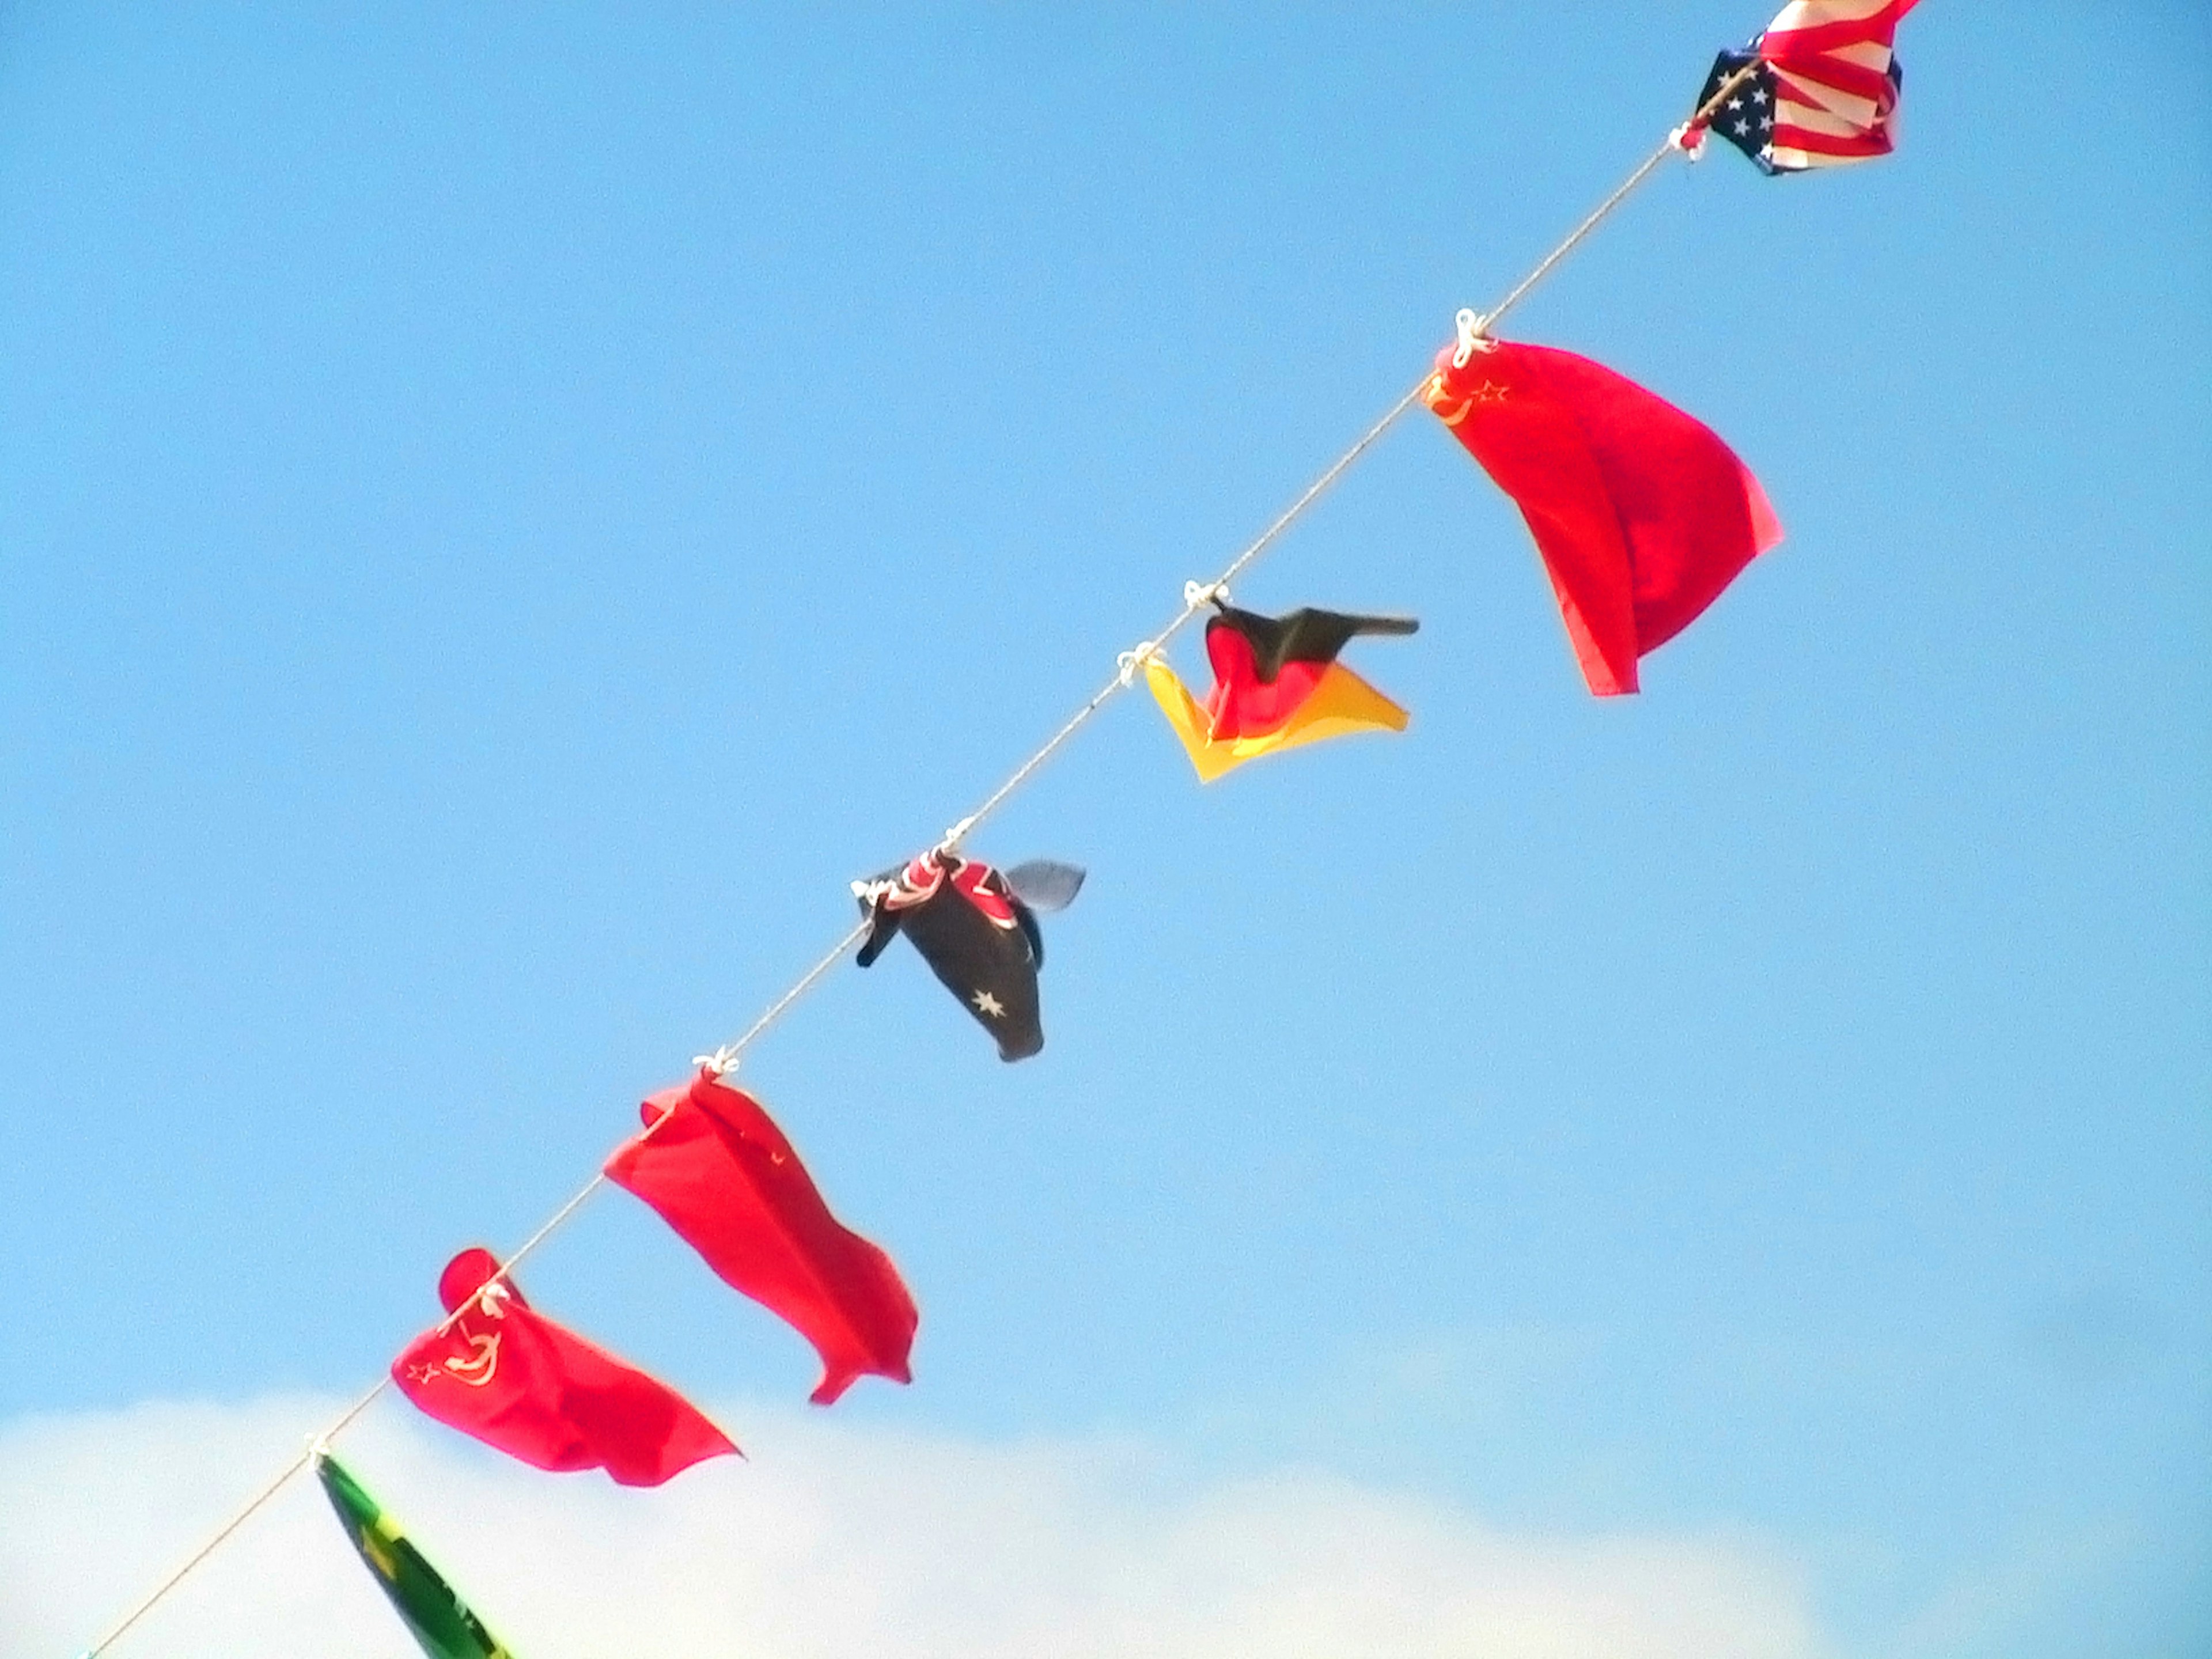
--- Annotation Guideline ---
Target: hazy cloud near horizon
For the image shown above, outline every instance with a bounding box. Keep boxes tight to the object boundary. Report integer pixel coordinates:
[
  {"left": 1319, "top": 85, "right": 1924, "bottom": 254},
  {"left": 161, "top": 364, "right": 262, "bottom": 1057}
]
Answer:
[{"left": 1, "top": 1395, "right": 1825, "bottom": 1659}]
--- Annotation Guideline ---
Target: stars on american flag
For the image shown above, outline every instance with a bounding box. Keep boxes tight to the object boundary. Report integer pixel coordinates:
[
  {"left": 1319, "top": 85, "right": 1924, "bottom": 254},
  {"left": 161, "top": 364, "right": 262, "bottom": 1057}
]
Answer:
[
  {"left": 1697, "top": 47, "right": 1783, "bottom": 175},
  {"left": 1721, "top": 90, "right": 1774, "bottom": 142}
]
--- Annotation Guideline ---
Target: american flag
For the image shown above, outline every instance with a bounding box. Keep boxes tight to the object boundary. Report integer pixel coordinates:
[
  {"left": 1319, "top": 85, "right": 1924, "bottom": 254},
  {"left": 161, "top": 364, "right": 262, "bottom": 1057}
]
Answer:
[{"left": 1695, "top": 0, "right": 1920, "bottom": 175}]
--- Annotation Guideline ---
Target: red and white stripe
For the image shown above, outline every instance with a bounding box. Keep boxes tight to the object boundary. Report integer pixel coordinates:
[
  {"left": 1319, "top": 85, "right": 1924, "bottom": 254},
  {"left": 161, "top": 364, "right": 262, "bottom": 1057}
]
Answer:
[{"left": 1760, "top": 0, "right": 1921, "bottom": 169}]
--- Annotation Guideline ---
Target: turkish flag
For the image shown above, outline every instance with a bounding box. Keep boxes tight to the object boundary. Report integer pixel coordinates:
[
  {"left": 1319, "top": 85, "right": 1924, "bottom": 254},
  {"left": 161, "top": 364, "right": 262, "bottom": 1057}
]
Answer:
[
  {"left": 606, "top": 1070, "right": 917, "bottom": 1405},
  {"left": 1428, "top": 339, "right": 1782, "bottom": 696},
  {"left": 392, "top": 1247, "right": 737, "bottom": 1486}
]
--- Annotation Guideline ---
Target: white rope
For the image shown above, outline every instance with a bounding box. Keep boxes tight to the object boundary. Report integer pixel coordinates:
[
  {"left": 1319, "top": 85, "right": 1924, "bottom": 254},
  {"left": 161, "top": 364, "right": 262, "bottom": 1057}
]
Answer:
[
  {"left": 81, "top": 1381, "right": 388, "bottom": 1657},
  {"left": 74, "top": 62, "right": 1762, "bottom": 1655},
  {"left": 704, "top": 919, "right": 876, "bottom": 1071},
  {"left": 1471, "top": 59, "right": 1760, "bottom": 341},
  {"left": 81, "top": 370, "right": 1434, "bottom": 1651},
  {"left": 82, "top": 923, "right": 871, "bottom": 1656}
]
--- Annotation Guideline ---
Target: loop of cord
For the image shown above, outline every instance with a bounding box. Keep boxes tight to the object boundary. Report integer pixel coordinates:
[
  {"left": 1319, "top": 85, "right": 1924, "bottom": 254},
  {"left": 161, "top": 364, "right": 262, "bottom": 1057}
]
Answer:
[
  {"left": 692, "top": 1043, "right": 742, "bottom": 1076},
  {"left": 1183, "top": 578, "right": 1230, "bottom": 609},
  {"left": 1452, "top": 308, "right": 1485, "bottom": 368},
  {"left": 1116, "top": 642, "right": 1162, "bottom": 687}
]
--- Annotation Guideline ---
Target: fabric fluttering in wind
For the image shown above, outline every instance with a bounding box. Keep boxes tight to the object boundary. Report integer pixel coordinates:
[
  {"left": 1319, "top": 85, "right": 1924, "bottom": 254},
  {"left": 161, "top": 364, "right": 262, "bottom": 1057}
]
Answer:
[
  {"left": 1694, "top": 0, "right": 1921, "bottom": 173},
  {"left": 605, "top": 1068, "right": 918, "bottom": 1406},
  {"left": 315, "top": 1450, "right": 513, "bottom": 1659},
  {"left": 1427, "top": 337, "right": 1781, "bottom": 697},
  {"left": 854, "top": 852, "right": 1084, "bottom": 1062},
  {"left": 1143, "top": 603, "right": 1417, "bottom": 782},
  {"left": 392, "top": 1248, "right": 737, "bottom": 1487}
]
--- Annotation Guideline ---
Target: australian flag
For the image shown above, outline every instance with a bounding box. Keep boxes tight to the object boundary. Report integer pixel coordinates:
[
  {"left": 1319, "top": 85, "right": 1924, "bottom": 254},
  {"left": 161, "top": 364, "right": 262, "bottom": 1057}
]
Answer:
[{"left": 854, "top": 851, "right": 1084, "bottom": 1062}]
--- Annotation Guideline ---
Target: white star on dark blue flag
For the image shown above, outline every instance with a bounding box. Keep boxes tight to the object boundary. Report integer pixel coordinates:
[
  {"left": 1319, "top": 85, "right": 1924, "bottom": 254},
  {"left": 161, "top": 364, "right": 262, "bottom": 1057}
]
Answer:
[{"left": 1696, "top": 44, "right": 1786, "bottom": 176}]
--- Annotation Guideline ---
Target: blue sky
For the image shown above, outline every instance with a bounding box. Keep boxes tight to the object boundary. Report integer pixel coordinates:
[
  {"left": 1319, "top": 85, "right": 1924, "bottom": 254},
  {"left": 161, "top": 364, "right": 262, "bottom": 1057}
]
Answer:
[{"left": 2, "top": 5, "right": 2207, "bottom": 1657}]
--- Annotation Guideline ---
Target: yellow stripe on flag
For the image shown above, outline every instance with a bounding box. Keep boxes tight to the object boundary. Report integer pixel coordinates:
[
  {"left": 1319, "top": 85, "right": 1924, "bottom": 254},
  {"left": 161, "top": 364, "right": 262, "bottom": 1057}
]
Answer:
[{"left": 1144, "top": 660, "right": 1407, "bottom": 783}]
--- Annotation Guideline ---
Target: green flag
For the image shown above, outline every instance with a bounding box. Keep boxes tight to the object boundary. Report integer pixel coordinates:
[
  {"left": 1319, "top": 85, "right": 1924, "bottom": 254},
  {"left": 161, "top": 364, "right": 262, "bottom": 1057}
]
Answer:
[{"left": 316, "top": 1450, "right": 514, "bottom": 1659}]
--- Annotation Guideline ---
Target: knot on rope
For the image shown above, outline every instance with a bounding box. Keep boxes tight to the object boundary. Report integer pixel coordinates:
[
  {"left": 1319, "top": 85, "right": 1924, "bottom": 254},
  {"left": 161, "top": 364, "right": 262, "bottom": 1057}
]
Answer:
[
  {"left": 938, "top": 814, "right": 978, "bottom": 855},
  {"left": 1116, "top": 641, "right": 1162, "bottom": 687},
  {"left": 1183, "top": 578, "right": 1230, "bottom": 610},
  {"left": 1452, "top": 307, "right": 1489, "bottom": 368},
  {"left": 691, "top": 1043, "right": 742, "bottom": 1077}
]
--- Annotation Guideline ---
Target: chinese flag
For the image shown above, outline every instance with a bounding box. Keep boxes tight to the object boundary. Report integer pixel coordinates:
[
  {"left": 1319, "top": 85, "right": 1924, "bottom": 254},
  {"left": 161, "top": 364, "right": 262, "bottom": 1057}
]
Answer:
[
  {"left": 1429, "top": 339, "right": 1782, "bottom": 696},
  {"left": 393, "top": 1248, "right": 736, "bottom": 1487},
  {"left": 606, "top": 1070, "right": 918, "bottom": 1405}
]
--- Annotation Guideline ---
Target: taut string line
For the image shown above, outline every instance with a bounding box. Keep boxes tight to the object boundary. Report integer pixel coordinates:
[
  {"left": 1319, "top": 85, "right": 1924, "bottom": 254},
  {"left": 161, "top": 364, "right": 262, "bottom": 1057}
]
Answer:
[{"left": 78, "top": 67, "right": 1753, "bottom": 1656}]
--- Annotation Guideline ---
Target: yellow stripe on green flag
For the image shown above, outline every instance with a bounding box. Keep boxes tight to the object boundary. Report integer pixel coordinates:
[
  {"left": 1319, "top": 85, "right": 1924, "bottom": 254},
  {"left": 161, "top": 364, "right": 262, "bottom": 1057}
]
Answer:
[{"left": 316, "top": 1450, "right": 514, "bottom": 1659}]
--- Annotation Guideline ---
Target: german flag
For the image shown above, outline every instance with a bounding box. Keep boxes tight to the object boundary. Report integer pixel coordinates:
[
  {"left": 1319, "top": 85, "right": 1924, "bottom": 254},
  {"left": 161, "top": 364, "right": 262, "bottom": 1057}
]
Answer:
[{"left": 1145, "top": 604, "right": 1416, "bottom": 782}]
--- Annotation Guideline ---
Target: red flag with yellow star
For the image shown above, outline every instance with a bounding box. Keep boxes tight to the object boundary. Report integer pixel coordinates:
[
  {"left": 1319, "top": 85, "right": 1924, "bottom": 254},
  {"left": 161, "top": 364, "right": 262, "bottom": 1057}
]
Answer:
[
  {"left": 1428, "top": 338, "right": 1782, "bottom": 696},
  {"left": 393, "top": 1247, "right": 736, "bottom": 1486}
]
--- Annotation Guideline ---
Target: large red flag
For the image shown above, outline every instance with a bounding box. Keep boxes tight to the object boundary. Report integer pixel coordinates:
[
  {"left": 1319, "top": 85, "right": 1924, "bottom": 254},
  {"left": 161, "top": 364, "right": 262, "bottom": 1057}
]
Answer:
[
  {"left": 606, "top": 1070, "right": 917, "bottom": 1406},
  {"left": 393, "top": 1247, "right": 737, "bottom": 1486},
  {"left": 1427, "top": 338, "right": 1782, "bottom": 696}
]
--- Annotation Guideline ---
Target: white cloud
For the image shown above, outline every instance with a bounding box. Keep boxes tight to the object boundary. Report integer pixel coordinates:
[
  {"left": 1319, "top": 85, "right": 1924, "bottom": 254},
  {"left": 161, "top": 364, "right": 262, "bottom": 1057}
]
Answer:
[{"left": 1, "top": 1396, "right": 1825, "bottom": 1659}]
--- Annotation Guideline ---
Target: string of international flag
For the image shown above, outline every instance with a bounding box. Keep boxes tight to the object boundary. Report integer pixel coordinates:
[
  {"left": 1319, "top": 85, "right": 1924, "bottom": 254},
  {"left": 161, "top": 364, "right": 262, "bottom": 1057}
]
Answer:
[{"left": 77, "top": 6, "right": 1925, "bottom": 1654}]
